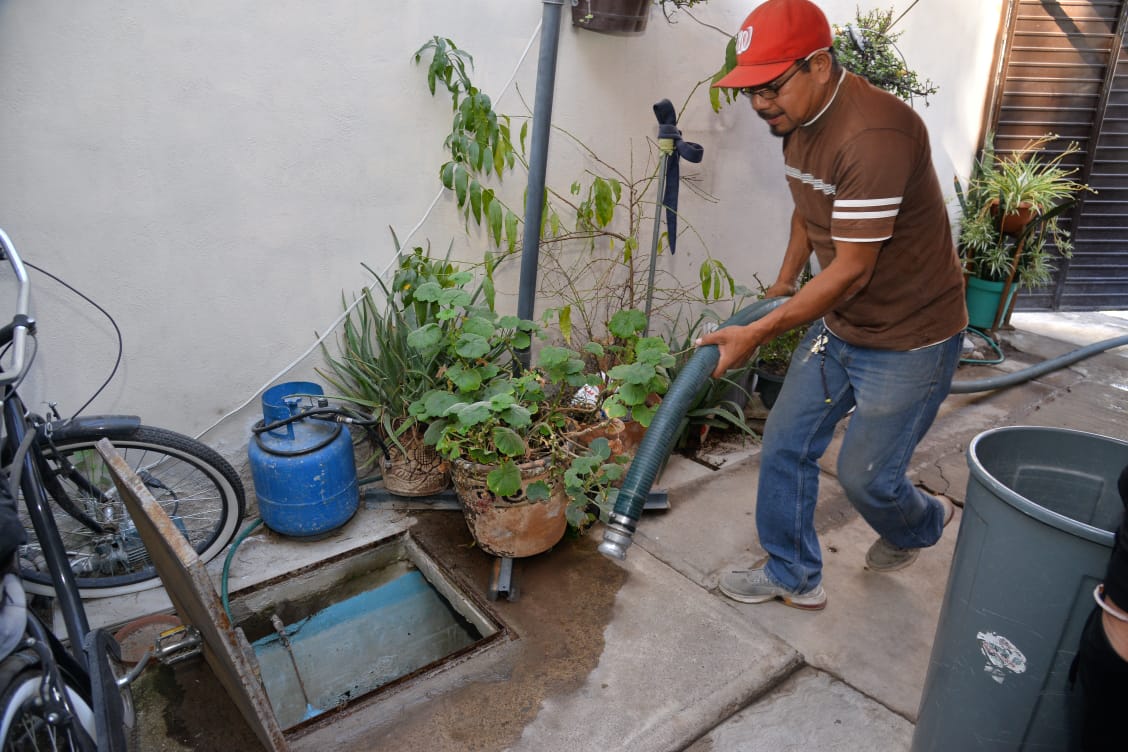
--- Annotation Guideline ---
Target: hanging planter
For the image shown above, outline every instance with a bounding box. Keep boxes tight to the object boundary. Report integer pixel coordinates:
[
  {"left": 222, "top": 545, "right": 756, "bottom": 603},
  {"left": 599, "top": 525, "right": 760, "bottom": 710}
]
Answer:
[{"left": 571, "top": 0, "right": 651, "bottom": 33}]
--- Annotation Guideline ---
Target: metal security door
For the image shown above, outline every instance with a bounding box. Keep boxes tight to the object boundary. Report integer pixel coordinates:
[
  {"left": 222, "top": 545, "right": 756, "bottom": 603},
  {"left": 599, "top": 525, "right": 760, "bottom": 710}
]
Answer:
[{"left": 986, "top": 0, "right": 1128, "bottom": 311}]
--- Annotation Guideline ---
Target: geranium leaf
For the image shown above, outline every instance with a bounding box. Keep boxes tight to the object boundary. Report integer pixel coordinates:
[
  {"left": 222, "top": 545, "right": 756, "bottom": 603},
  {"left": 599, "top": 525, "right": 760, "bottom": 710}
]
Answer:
[
  {"left": 454, "top": 401, "right": 492, "bottom": 426},
  {"left": 446, "top": 363, "right": 482, "bottom": 392},
  {"left": 525, "top": 480, "right": 551, "bottom": 502},
  {"left": 406, "top": 323, "right": 441, "bottom": 351},
  {"left": 498, "top": 404, "right": 532, "bottom": 427},
  {"left": 487, "top": 460, "right": 522, "bottom": 496},
  {"left": 455, "top": 333, "right": 491, "bottom": 358},
  {"left": 492, "top": 426, "right": 526, "bottom": 456},
  {"left": 609, "top": 309, "right": 647, "bottom": 338}
]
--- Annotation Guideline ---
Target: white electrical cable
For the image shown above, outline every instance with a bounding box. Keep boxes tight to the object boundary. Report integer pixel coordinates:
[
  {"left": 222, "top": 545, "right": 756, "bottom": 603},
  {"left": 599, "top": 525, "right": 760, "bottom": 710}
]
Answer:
[{"left": 196, "top": 19, "right": 544, "bottom": 440}]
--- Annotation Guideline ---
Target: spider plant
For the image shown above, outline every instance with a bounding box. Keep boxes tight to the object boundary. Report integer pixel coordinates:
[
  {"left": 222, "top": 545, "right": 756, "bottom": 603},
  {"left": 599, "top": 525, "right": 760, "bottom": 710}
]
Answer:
[{"left": 955, "top": 134, "right": 1094, "bottom": 290}]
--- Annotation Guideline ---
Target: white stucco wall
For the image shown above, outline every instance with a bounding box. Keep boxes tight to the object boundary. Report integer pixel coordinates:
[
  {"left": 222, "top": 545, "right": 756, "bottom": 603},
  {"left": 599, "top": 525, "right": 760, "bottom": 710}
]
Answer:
[{"left": 0, "top": 0, "right": 1003, "bottom": 463}]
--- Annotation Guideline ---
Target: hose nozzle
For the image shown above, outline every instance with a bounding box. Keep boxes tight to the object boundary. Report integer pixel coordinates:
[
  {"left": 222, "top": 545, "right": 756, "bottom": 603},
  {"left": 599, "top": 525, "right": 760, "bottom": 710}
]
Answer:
[{"left": 598, "top": 514, "right": 637, "bottom": 561}]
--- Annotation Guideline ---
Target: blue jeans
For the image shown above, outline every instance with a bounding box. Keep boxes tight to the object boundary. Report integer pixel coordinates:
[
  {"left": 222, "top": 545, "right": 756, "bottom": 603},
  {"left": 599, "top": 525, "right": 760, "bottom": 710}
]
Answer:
[{"left": 756, "top": 321, "right": 962, "bottom": 593}]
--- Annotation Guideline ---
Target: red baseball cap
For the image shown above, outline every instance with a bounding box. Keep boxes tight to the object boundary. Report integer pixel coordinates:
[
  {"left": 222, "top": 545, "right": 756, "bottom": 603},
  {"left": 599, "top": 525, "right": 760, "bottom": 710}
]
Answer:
[{"left": 712, "top": 0, "right": 833, "bottom": 89}]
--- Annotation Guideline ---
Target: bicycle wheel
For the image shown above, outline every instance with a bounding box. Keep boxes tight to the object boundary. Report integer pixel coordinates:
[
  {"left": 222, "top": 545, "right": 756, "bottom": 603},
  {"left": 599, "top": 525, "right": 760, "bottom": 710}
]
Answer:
[
  {"left": 0, "top": 663, "right": 95, "bottom": 751},
  {"left": 17, "top": 426, "right": 245, "bottom": 597}
]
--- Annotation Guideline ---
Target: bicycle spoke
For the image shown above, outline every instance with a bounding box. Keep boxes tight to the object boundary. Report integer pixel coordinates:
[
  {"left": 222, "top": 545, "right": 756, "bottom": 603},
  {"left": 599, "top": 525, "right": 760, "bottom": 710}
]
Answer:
[{"left": 16, "top": 427, "right": 244, "bottom": 596}]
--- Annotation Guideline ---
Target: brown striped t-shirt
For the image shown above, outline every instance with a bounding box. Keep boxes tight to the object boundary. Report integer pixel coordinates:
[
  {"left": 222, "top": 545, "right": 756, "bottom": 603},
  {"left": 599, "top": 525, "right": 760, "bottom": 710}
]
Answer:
[{"left": 782, "top": 71, "right": 967, "bottom": 350}]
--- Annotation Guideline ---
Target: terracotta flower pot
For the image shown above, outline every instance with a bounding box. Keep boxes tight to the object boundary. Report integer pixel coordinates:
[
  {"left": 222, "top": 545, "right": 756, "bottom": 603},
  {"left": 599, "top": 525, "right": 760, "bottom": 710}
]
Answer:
[
  {"left": 989, "top": 199, "right": 1038, "bottom": 236},
  {"left": 450, "top": 457, "right": 568, "bottom": 558},
  {"left": 564, "top": 416, "right": 646, "bottom": 459}
]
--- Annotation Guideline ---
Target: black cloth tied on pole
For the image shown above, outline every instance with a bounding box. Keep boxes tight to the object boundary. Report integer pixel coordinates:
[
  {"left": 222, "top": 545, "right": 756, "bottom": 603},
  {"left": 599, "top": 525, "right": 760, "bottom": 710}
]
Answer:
[{"left": 652, "top": 98, "right": 703, "bottom": 254}]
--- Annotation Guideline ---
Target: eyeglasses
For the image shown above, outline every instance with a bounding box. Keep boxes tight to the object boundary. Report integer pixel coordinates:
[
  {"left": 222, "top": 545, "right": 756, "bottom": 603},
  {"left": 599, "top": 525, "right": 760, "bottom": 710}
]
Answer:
[{"left": 739, "top": 48, "right": 826, "bottom": 101}]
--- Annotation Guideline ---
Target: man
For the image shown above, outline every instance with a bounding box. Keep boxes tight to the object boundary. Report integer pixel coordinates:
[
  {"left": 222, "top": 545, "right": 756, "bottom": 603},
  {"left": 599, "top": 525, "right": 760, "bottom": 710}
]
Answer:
[
  {"left": 1071, "top": 464, "right": 1128, "bottom": 749},
  {"left": 696, "top": 0, "right": 967, "bottom": 610}
]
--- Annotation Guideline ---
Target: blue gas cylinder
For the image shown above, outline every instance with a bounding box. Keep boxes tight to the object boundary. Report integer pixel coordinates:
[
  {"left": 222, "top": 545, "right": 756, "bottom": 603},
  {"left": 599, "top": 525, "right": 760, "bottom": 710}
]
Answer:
[{"left": 248, "top": 381, "right": 358, "bottom": 537}]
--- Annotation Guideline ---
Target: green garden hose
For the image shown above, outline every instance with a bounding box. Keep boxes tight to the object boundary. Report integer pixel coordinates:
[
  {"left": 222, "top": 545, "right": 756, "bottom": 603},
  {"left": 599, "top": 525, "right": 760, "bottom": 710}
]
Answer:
[{"left": 221, "top": 517, "right": 263, "bottom": 622}]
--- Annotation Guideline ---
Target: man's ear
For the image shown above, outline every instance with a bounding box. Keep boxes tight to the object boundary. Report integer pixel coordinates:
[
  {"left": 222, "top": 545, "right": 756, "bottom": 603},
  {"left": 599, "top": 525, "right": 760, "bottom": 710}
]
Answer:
[{"left": 810, "top": 50, "right": 835, "bottom": 85}]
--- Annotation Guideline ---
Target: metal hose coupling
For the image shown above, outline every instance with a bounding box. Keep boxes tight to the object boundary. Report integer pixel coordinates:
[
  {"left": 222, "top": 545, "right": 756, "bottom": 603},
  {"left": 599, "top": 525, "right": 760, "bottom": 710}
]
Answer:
[{"left": 598, "top": 513, "right": 638, "bottom": 561}]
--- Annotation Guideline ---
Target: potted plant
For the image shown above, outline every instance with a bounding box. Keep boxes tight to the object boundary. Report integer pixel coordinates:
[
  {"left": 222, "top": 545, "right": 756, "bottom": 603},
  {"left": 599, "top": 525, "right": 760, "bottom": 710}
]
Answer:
[
  {"left": 545, "top": 307, "right": 677, "bottom": 492},
  {"left": 406, "top": 281, "right": 628, "bottom": 556},
  {"left": 588, "top": 308, "right": 675, "bottom": 431},
  {"left": 413, "top": 36, "right": 746, "bottom": 349},
  {"left": 750, "top": 323, "right": 808, "bottom": 410},
  {"left": 319, "top": 242, "right": 484, "bottom": 497},
  {"left": 410, "top": 36, "right": 761, "bottom": 454},
  {"left": 956, "top": 133, "right": 1094, "bottom": 330}
]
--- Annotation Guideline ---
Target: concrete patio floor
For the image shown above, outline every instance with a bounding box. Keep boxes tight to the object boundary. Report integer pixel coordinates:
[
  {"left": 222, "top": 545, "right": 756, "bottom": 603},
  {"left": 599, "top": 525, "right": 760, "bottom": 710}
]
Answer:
[{"left": 88, "top": 310, "right": 1128, "bottom": 751}]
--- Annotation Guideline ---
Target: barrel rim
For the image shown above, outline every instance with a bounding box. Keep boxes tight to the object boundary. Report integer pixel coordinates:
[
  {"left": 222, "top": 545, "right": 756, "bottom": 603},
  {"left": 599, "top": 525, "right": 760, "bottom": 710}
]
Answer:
[{"left": 967, "top": 425, "right": 1126, "bottom": 547}]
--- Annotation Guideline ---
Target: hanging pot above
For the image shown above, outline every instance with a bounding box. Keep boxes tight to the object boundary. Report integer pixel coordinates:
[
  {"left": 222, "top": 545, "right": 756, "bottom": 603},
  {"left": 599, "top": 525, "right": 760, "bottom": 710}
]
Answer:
[{"left": 571, "top": 0, "right": 651, "bottom": 34}]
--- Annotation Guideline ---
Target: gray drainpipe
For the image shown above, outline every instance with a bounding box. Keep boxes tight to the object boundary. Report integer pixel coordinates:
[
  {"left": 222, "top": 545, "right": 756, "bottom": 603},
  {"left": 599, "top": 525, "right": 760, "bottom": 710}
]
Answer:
[{"left": 516, "top": 0, "right": 565, "bottom": 365}]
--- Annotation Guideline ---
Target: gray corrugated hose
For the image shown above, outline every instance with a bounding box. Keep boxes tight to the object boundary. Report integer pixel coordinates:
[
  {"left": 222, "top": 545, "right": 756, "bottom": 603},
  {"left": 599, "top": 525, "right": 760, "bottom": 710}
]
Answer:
[
  {"left": 599, "top": 300, "right": 1128, "bottom": 562},
  {"left": 948, "top": 334, "right": 1128, "bottom": 393},
  {"left": 599, "top": 297, "right": 788, "bottom": 561}
]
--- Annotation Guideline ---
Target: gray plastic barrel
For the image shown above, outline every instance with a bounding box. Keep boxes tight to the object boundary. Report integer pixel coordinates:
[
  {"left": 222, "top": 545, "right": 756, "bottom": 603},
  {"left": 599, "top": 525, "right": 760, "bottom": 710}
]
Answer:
[{"left": 912, "top": 426, "right": 1128, "bottom": 751}]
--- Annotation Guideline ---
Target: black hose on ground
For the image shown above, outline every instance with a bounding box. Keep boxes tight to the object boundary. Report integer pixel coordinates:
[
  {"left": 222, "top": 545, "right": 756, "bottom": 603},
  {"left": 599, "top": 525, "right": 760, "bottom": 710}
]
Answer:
[
  {"left": 949, "top": 334, "right": 1128, "bottom": 393},
  {"left": 599, "top": 303, "right": 1128, "bottom": 562}
]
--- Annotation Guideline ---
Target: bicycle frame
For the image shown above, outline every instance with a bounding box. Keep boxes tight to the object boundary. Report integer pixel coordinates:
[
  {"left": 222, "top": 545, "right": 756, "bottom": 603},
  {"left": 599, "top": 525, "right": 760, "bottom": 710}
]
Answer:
[
  {"left": 0, "top": 227, "right": 137, "bottom": 751},
  {"left": 0, "top": 229, "right": 30, "bottom": 388},
  {"left": 2, "top": 389, "right": 92, "bottom": 666},
  {"left": 1, "top": 229, "right": 93, "bottom": 669}
]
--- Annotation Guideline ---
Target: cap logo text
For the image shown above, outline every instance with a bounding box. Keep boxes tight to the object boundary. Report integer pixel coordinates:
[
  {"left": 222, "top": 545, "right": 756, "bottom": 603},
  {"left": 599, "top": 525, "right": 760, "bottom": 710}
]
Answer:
[{"left": 736, "top": 26, "right": 753, "bottom": 55}]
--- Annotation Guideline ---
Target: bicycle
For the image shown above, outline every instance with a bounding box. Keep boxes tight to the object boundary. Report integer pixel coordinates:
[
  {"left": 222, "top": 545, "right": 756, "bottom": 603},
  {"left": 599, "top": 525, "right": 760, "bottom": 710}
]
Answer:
[
  {"left": 0, "top": 227, "right": 242, "bottom": 749},
  {"left": 0, "top": 235, "right": 245, "bottom": 600}
]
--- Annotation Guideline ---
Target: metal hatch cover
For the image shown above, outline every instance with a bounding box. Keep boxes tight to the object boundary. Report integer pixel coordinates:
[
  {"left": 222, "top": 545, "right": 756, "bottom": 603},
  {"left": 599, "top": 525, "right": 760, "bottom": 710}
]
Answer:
[{"left": 95, "top": 438, "right": 288, "bottom": 752}]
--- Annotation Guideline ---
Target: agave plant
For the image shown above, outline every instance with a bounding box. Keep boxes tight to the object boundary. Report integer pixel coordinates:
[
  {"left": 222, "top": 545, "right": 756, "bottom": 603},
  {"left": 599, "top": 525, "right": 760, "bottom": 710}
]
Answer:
[{"left": 318, "top": 241, "right": 488, "bottom": 453}]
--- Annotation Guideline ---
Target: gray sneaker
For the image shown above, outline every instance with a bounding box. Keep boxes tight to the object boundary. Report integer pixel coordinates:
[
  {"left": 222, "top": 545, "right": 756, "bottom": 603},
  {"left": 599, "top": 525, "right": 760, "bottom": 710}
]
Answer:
[
  {"left": 718, "top": 567, "right": 827, "bottom": 610},
  {"left": 866, "top": 494, "right": 956, "bottom": 573},
  {"left": 865, "top": 539, "right": 920, "bottom": 572}
]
